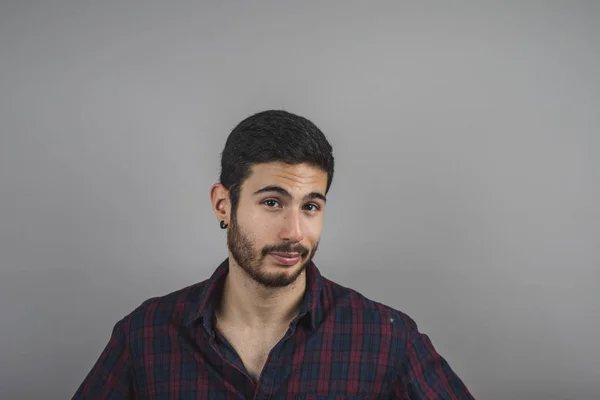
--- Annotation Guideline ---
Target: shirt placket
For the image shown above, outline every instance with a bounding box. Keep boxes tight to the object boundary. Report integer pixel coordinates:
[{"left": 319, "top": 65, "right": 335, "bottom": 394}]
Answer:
[
  {"left": 205, "top": 330, "right": 255, "bottom": 398},
  {"left": 252, "top": 322, "right": 301, "bottom": 400}
]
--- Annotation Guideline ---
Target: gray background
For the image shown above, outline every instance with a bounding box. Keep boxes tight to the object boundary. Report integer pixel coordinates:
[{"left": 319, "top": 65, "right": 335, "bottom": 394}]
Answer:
[{"left": 1, "top": 1, "right": 599, "bottom": 399}]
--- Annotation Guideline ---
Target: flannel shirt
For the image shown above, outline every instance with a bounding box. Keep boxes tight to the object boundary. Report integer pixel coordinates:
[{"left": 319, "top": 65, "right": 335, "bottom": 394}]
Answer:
[{"left": 73, "top": 258, "right": 474, "bottom": 399}]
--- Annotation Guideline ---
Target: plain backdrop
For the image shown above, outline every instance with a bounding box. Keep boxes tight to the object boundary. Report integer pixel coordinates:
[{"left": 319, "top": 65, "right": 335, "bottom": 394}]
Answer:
[{"left": 1, "top": 1, "right": 599, "bottom": 399}]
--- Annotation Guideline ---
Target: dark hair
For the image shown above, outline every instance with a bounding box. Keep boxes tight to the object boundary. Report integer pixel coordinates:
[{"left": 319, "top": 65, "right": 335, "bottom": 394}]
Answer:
[{"left": 220, "top": 110, "right": 334, "bottom": 212}]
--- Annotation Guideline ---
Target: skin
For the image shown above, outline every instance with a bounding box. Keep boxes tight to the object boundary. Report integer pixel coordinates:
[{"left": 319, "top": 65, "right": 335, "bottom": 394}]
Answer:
[
  {"left": 210, "top": 162, "right": 328, "bottom": 381},
  {"left": 210, "top": 162, "right": 328, "bottom": 329}
]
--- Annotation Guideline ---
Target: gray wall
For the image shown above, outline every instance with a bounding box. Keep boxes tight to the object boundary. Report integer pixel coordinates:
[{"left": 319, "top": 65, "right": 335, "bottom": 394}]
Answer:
[{"left": 1, "top": 1, "right": 598, "bottom": 399}]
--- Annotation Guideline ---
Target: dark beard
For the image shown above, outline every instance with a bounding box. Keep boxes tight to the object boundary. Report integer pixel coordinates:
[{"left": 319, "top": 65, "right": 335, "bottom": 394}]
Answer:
[{"left": 226, "top": 213, "right": 318, "bottom": 288}]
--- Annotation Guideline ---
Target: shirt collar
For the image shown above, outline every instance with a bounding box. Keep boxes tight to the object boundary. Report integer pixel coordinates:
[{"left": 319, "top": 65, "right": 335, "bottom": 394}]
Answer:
[{"left": 184, "top": 258, "right": 324, "bottom": 332}]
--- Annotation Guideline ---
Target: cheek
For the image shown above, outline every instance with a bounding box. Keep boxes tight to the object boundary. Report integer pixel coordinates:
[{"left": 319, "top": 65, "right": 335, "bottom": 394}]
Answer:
[
  {"left": 304, "top": 218, "right": 323, "bottom": 242},
  {"left": 237, "top": 205, "right": 262, "bottom": 228},
  {"left": 243, "top": 213, "right": 274, "bottom": 243}
]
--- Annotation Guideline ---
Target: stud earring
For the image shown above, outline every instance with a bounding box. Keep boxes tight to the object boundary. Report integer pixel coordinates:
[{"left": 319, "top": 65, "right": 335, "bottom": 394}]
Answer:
[{"left": 220, "top": 220, "right": 228, "bottom": 229}]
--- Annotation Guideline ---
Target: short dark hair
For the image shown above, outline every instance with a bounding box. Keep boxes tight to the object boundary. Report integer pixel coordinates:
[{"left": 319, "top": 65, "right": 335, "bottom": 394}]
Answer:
[{"left": 220, "top": 110, "right": 334, "bottom": 212}]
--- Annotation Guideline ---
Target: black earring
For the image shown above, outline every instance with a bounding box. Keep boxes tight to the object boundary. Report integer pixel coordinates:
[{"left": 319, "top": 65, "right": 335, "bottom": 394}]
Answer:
[{"left": 220, "top": 220, "right": 228, "bottom": 229}]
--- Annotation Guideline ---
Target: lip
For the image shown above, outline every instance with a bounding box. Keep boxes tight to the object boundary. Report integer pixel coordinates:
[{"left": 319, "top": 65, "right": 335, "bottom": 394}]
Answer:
[{"left": 268, "top": 253, "right": 302, "bottom": 266}]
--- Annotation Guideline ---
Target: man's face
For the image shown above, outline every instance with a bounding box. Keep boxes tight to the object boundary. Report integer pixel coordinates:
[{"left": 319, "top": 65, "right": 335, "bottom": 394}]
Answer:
[{"left": 227, "top": 162, "right": 327, "bottom": 288}]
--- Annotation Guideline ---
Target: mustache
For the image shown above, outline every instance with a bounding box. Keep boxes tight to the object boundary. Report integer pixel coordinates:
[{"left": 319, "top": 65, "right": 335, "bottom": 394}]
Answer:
[{"left": 261, "top": 243, "right": 309, "bottom": 257}]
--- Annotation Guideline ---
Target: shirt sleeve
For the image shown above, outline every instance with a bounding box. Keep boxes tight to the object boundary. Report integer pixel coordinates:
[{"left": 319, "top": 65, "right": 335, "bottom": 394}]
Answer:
[
  {"left": 72, "top": 319, "right": 134, "bottom": 399},
  {"left": 391, "top": 317, "right": 475, "bottom": 399}
]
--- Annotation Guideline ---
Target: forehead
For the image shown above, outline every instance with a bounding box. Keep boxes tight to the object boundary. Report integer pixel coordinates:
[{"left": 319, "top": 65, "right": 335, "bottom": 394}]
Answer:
[{"left": 243, "top": 162, "right": 328, "bottom": 194}]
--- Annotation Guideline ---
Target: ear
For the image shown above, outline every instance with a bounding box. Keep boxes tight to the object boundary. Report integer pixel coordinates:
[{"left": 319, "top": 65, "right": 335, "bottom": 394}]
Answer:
[{"left": 210, "top": 183, "right": 231, "bottom": 225}]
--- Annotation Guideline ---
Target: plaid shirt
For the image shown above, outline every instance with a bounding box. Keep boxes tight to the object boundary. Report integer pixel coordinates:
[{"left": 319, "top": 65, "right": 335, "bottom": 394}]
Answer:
[{"left": 73, "top": 259, "right": 474, "bottom": 399}]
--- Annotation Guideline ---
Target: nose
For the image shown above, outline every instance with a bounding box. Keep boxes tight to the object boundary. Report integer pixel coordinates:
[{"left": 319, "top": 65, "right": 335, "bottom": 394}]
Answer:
[{"left": 278, "top": 209, "right": 304, "bottom": 243}]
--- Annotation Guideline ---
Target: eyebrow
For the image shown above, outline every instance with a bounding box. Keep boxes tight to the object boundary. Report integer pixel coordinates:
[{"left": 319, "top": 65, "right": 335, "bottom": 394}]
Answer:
[{"left": 253, "top": 185, "right": 327, "bottom": 203}]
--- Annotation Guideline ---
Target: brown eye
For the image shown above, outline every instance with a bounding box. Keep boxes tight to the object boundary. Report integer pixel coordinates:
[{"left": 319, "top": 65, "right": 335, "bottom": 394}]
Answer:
[
  {"left": 263, "top": 199, "right": 280, "bottom": 208},
  {"left": 304, "top": 203, "right": 320, "bottom": 212}
]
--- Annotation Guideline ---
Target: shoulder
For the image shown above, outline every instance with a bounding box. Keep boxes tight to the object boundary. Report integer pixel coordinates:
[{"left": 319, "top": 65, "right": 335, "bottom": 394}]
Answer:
[
  {"left": 319, "top": 278, "right": 475, "bottom": 398},
  {"left": 111, "top": 279, "right": 209, "bottom": 339},
  {"left": 321, "top": 276, "right": 420, "bottom": 338},
  {"left": 319, "top": 276, "right": 425, "bottom": 371}
]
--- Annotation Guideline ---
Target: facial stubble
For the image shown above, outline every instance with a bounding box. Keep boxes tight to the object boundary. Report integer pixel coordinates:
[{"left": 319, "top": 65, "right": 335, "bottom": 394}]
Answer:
[{"left": 226, "top": 213, "right": 318, "bottom": 288}]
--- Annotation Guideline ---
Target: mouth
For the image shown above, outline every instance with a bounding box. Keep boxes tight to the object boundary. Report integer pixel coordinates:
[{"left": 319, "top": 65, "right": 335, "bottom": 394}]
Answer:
[{"left": 268, "top": 252, "right": 302, "bottom": 266}]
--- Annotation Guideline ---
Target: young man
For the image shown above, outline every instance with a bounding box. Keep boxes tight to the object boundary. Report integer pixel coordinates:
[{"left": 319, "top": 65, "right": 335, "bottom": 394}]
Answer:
[{"left": 73, "top": 110, "right": 474, "bottom": 399}]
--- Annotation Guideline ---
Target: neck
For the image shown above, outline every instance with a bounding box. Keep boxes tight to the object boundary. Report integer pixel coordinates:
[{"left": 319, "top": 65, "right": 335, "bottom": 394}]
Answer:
[{"left": 217, "top": 259, "right": 307, "bottom": 329}]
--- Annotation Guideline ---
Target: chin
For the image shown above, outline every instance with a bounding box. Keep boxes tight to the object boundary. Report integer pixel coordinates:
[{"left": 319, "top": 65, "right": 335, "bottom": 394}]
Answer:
[{"left": 255, "top": 262, "right": 306, "bottom": 288}]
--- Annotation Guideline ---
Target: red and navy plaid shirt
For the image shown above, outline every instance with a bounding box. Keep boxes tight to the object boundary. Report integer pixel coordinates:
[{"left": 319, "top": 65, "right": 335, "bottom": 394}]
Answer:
[{"left": 73, "top": 259, "right": 474, "bottom": 399}]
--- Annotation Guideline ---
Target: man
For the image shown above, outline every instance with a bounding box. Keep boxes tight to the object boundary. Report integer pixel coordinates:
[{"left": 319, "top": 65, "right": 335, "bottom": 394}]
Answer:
[{"left": 73, "top": 110, "right": 474, "bottom": 399}]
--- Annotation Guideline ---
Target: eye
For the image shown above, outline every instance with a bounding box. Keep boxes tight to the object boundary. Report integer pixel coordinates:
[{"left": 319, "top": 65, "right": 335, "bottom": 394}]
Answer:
[
  {"left": 303, "top": 203, "right": 320, "bottom": 212},
  {"left": 263, "top": 199, "right": 280, "bottom": 208}
]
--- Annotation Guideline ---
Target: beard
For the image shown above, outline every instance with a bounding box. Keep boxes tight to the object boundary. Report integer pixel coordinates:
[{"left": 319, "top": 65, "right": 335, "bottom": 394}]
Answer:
[{"left": 227, "top": 213, "right": 319, "bottom": 288}]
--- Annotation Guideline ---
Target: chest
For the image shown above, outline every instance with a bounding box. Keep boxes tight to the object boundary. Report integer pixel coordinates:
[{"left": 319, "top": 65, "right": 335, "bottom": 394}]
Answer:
[
  {"left": 216, "top": 322, "right": 289, "bottom": 382},
  {"left": 134, "top": 321, "right": 397, "bottom": 399}
]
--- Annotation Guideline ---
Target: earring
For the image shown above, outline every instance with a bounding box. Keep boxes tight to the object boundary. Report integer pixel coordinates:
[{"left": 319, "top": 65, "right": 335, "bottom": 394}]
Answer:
[{"left": 220, "top": 220, "right": 228, "bottom": 229}]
